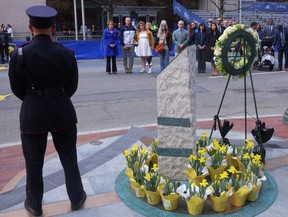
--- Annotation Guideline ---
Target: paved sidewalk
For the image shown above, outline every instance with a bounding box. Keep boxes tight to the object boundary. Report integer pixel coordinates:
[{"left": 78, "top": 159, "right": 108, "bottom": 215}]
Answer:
[{"left": 0, "top": 116, "right": 288, "bottom": 217}]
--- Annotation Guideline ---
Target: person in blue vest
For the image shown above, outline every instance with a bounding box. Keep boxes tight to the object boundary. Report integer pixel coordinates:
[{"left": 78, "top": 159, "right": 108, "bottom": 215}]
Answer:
[
  {"left": 8, "top": 6, "right": 86, "bottom": 216},
  {"left": 103, "top": 21, "right": 118, "bottom": 74}
]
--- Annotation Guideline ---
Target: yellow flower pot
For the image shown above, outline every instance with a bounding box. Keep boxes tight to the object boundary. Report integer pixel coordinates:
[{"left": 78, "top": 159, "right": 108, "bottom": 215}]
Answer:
[
  {"left": 160, "top": 193, "right": 180, "bottom": 211},
  {"left": 207, "top": 165, "right": 227, "bottom": 181},
  {"left": 129, "top": 179, "right": 146, "bottom": 198},
  {"left": 210, "top": 192, "right": 230, "bottom": 212},
  {"left": 247, "top": 182, "right": 262, "bottom": 202},
  {"left": 185, "top": 168, "right": 207, "bottom": 184},
  {"left": 144, "top": 189, "right": 161, "bottom": 205},
  {"left": 125, "top": 168, "right": 134, "bottom": 179},
  {"left": 231, "top": 185, "right": 251, "bottom": 207},
  {"left": 186, "top": 195, "right": 205, "bottom": 215}
]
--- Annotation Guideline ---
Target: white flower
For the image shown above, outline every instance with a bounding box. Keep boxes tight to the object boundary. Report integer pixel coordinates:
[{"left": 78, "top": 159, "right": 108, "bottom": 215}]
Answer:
[{"left": 176, "top": 184, "right": 190, "bottom": 199}]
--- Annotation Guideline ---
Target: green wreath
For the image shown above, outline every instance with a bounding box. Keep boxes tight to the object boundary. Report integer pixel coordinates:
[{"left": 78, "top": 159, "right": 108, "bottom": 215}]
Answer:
[{"left": 214, "top": 24, "right": 258, "bottom": 79}]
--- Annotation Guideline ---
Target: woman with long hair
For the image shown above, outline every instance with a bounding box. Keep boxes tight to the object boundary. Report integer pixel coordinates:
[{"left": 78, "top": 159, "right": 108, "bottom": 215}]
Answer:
[
  {"left": 195, "top": 22, "right": 208, "bottom": 73},
  {"left": 155, "top": 20, "right": 172, "bottom": 71},
  {"left": 207, "top": 22, "right": 220, "bottom": 75},
  {"left": 134, "top": 21, "right": 154, "bottom": 73}
]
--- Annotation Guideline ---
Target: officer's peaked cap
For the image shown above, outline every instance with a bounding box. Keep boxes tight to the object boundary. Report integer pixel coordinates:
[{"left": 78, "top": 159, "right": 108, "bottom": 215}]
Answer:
[{"left": 26, "top": 5, "right": 57, "bottom": 29}]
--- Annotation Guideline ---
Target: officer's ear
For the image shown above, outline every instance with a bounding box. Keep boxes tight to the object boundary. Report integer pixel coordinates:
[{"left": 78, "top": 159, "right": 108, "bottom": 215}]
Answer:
[
  {"left": 28, "top": 24, "right": 34, "bottom": 33},
  {"left": 51, "top": 24, "right": 56, "bottom": 33}
]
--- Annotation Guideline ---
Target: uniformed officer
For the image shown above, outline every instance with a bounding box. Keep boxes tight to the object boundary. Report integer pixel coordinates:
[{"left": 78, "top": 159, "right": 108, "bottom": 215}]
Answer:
[{"left": 8, "top": 6, "right": 86, "bottom": 216}]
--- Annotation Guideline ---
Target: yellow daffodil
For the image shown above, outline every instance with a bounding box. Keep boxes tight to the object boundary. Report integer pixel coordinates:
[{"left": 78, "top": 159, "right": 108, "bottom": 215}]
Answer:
[
  {"left": 200, "top": 179, "right": 208, "bottom": 187},
  {"left": 253, "top": 154, "right": 262, "bottom": 162},
  {"left": 192, "top": 182, "right": 197, "bottom": 188},
  {"left": 213, "top": 139, "right": 220, "bottom": 150},
  {"left": 189, "top": 154, "right": 197, "bottom": 161},
  {"left": 123, "top": 150, "right": 129, "bottom": 156},
  {"left": 228, "top": 166, "right": 237, "bottom": 174},
  {"left": 144, "top": 173, "right": 151, "bottom": 181},
  {"left": 220, "top": 171, "right": 229, "bottom": 179},
  {"left": 199, "top": 156, "right": 206, "bottom": 163},
  {"left": 140, "top": 148, "right": 146, "bottom": 155},
  {"left": 243, "top": 152, "right": 250, "bottom": 159},
  {"left": 132, "top": 144, "right": 138, "bottom": 151},
  {"left": 153, "top": 164, "right": 158, "bottom": 171},
  {"left": 219, "top": 145, "right": 226, "bottom": 154},
  {"left": 198, "top": 147, "right": 206, "bottom": 155}
]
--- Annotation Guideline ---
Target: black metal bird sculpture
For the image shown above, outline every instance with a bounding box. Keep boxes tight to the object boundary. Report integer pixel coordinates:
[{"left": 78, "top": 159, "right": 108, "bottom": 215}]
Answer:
[
  {"left": 218, "top": 119, "right": 234, "bottom": 146},
  {"left": 252, "top": 120, "right": 274, "bottom": 164}
]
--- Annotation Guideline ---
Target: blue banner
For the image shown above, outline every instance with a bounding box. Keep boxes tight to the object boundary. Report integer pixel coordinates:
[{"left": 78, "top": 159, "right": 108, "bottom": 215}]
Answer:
[
  {"left": 242, "top": 1, "right": 288, "bottom": 12},
  {"left": 173, "top": 0, "right": 204, "bottom": 24},
  {"left": 12, "top": 40, "right": 175, "bottom": 60}
]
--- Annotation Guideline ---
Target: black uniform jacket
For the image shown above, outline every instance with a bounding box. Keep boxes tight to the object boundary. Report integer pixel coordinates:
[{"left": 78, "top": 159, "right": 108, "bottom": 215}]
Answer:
[{"left": 9, "top": 34, "right": 78, "bottom": 133}]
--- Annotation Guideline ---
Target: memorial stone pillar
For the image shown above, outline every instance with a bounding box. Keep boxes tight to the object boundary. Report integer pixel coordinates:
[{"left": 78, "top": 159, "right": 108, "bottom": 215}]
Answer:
[{"left": 157, "top": 46, "right": 197, "bottom": 180}]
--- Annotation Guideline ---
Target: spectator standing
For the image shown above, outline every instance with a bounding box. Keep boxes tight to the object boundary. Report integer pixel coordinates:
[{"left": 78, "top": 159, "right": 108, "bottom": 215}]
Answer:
[
  {"left": 7, "top": 24, "right": 13, "bottom": 41},
  {"left": 206, "top": 22, "right": 220, "bottom": 75},
  {"left": 195, "top": 23, "right": 208, "bottom": 73},
  {"left": 172, "top": 20, "right": 189, "bottom": 56},
  {"left": 145, "top": 22, "right": 154, "bottom": 73},
  {"left": 103, "top": 21, "right": 118, "bottom": 74},
  {"left": 155, "top": 20, "right": 172, "bottom": 71},
  {"left": 191, "top": 21, "right": 198, "bottom": 34},
  {"left": 256, "top": 23, "right": 264, "bottom": 42},
  {"left": 8, "top": 6, "right": 86, "bottom": 216},
  {"left": 0, "top": 27, "right": 5, "bottom": 64},
  {"left": 249, "top": 22, "right": 260, "bottom": 69},
  {"left": 263, "top": 19, "right": 275, "bottom": 39},
  {"left": 273, "top": 24, "right": 288, "bottom": 70},
  {"left": 187, "top": 23, "right": 195, "bottom": 46},
  {"left": 134, "top": 21, "right": 154, "bottom": 73},
  {"left": 120, "top": 17, "right": 136, "bottom": 73},
  {"left": 216, "top": 17, "right": 226, "bottom": 35}
]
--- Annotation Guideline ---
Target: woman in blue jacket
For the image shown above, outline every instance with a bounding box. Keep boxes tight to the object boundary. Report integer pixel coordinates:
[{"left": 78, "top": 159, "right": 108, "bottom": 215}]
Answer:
[{"left": 103, "top": 21, "right": 118, "bottom": 74}]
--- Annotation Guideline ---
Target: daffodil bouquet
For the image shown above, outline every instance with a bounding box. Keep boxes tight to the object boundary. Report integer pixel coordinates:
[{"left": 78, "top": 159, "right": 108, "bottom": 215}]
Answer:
[
  {"left": 211, "top": 171, "right": 230, "bottom": 197},
  {"left": 250, "top": 153, "right": 263, "bottom": 177},
  {"left": 188, "top": 153, "right": 206, "bottom": 176},
  {"left": 206, "top": 139, "right": 227, "bottom": 169},
  {"left": 188, "top": 179, "right": 212, "bottom": 200},
  {"left": 162, "top": 179, "right": 180, "bottom": 196},
  {"left": 228, "top": 166, "right": 245, "bottom": 191},
  {"left": 143, "top": 164, "right": 160, "bottom": 192},
  {"left": 196, "top": 131, "right": 210, "bottom": 151},
  {"left": 123, "top": 144, "right": 148, "bottom": 172}
]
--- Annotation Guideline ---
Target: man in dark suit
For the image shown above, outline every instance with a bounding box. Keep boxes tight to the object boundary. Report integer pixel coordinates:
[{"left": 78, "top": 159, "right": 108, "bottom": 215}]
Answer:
[
  {"left": 263, "top": 18, "right": 276, "bottom": 39},
  {"left": 215, "top": 17, "right": 226, "bottom": 35},
  {"left": 8, "top": 6, "right": 86, "bottom": 216},
  {"left": 273, "top": 24, "right": 288, "bottom": 70}
]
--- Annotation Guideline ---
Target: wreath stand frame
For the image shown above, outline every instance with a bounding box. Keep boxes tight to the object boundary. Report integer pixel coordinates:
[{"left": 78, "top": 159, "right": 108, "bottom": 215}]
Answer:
[{"left": 209, "top": 29, "right": 274, "bottom": 163}]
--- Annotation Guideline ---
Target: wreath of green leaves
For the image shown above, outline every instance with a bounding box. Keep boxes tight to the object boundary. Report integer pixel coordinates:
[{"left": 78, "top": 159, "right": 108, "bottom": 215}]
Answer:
[{"left": 214, "top": 24, "right": 258, "bottom": 79}]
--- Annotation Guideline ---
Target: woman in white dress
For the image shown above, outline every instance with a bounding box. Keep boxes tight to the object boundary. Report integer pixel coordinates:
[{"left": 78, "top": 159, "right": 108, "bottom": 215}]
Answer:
[{"left": 134, "top": 21, "right": 154, "bottom": 73}]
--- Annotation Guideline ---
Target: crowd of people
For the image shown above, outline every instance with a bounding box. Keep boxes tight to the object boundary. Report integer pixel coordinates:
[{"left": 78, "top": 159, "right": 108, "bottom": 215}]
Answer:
[
  {"left": 0, "top": 24, "right": 13, "bottom": 64},
  {"left": 102, "top": 16, "right": 288, "bottom": 75}
]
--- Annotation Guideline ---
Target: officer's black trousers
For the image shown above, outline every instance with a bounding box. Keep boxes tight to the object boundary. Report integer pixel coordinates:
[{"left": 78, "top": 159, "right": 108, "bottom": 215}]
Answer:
[{"left": 21, "top": 125, "right": 84, "bottom": 211}]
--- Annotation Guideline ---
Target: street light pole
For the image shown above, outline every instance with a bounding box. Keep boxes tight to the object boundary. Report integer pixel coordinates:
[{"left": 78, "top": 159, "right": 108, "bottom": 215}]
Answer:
[
  {"left": 81, "top": 0, "right": 86, "bottom": 40},
  {"left": 73, "top": 0, "right": 78, "bottom": 40}
]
